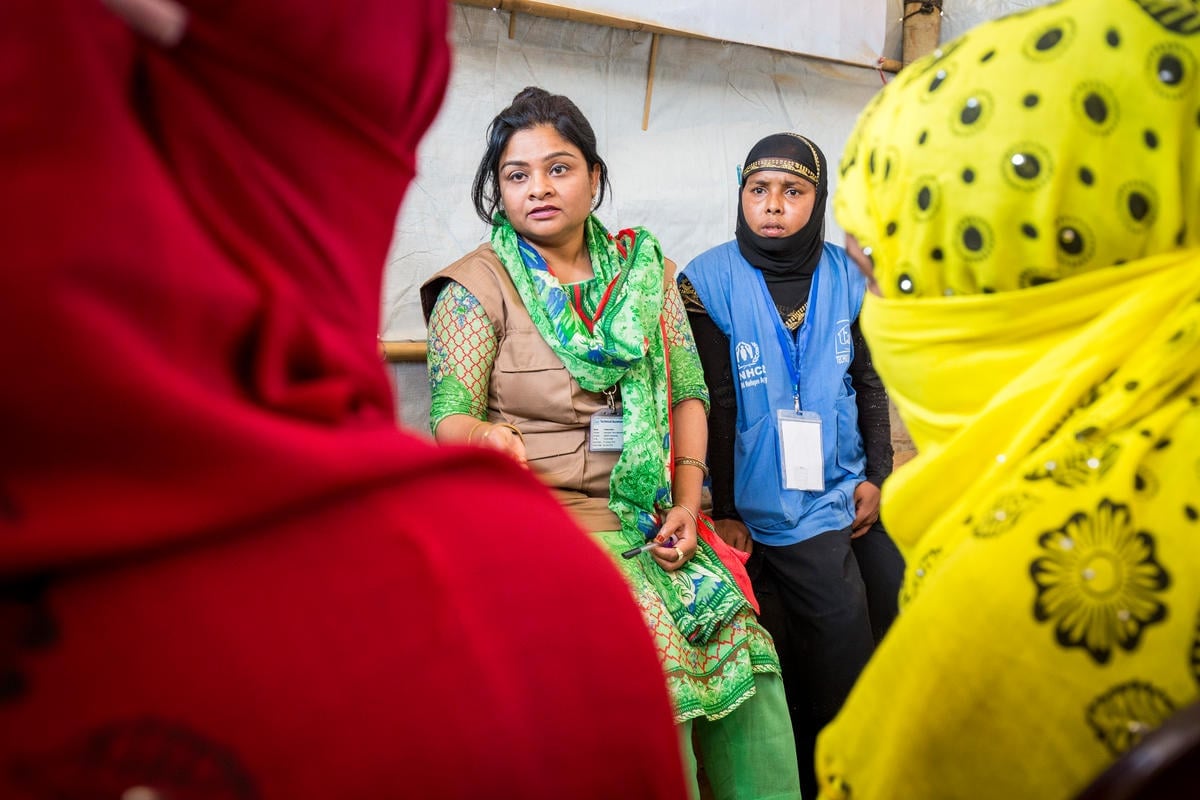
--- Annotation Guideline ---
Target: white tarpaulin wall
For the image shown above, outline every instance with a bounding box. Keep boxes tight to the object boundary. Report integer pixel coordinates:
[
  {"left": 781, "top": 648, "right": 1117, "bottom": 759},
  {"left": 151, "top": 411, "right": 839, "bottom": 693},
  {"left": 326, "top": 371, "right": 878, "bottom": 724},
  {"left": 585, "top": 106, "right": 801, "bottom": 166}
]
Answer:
[{"left": 383, "top": 0, "right": 1053, "bottom": 429}]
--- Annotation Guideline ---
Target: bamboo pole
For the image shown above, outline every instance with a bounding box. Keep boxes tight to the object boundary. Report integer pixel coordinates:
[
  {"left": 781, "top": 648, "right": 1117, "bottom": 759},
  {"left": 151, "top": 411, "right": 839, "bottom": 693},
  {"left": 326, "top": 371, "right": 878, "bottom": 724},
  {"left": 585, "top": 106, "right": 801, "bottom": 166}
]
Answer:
[
  {"left": 508, "top": 9, "right": 518, "bottom": 38},
  {"left": 884, "top": 1, "right": 944, "bottom": 462},
  {"left": 381, "top": 341, "right": 428, "bottom": 363},
  {"left": 641, "top": 33, "right": 660, "bottom": 131},
  {"left": 902, "top": 1, "right": 942, "bottom": 66},
  {"left": 459, "top": 0, "right": 678, "bottom": 35}
]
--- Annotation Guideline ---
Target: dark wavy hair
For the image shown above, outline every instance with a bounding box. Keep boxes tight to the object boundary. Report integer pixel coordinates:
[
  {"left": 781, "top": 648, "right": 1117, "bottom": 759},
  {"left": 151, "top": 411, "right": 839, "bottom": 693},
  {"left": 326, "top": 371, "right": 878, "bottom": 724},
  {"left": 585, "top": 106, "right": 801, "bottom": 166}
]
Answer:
[{"left": 471, "top": 87, "right": 611, "bottom": 226}]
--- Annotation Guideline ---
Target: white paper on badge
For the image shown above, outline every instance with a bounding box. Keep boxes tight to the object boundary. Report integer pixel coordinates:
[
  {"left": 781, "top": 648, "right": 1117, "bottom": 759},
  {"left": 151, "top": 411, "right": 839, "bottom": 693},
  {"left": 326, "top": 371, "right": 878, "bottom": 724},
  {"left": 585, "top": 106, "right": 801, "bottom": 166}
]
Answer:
[
  {"left": 590, "top": 410, "right": 624, "bottom": 452},
  {"left": 777, "top": 409, "right": 824, "bottom": 492}
]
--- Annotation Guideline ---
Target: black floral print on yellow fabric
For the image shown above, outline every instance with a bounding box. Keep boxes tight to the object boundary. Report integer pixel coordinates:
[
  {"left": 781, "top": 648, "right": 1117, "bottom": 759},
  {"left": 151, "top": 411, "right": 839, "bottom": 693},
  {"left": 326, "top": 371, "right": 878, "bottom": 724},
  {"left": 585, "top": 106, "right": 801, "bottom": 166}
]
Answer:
[
  {"left": 1031, "top": 499, "right": 1170, "bottom": 664},
  {"left": 1086, "top": 680, "right": 1177, "bottom": 756}
]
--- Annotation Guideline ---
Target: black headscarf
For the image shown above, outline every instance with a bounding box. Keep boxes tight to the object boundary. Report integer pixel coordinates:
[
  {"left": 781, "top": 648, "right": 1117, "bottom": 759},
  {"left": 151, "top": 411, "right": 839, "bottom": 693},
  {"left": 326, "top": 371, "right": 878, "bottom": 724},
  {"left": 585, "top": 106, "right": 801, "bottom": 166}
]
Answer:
[{"left": 735, "top": 133, "right": 828, "bottom": 310}]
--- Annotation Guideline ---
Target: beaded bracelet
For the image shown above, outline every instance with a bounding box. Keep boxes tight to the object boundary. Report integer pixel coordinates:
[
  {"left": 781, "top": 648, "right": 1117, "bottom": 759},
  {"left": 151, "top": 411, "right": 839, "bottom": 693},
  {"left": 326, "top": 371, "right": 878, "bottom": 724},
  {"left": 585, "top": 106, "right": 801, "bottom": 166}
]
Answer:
[{"left": 674, "top": 456, "right": 709, "bottom": 477}]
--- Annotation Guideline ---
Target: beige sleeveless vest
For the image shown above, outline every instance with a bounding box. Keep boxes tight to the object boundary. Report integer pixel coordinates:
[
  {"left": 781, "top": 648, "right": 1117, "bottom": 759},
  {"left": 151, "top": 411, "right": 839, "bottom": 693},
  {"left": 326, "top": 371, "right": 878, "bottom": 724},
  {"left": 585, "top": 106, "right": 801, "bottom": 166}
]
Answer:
[{"left": 422, "top": 244, "right": 623, "bottom": 532}]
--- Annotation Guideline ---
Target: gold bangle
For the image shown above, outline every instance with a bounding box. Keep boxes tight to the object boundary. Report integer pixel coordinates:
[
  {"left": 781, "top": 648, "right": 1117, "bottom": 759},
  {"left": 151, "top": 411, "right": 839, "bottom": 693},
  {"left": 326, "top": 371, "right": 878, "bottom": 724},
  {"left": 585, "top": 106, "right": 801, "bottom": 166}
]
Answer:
[
  {"left": 674, "top": 456, "right": 709, "bottom": 477},
  {"left": 674, "top": 504, "right": 698, "bottom": 525},
  {"left": 493, "top": 422, "right": 525, "bottom": 442},
  {"left": 466, "top": 420, "right": 489, "bottom": 445}
]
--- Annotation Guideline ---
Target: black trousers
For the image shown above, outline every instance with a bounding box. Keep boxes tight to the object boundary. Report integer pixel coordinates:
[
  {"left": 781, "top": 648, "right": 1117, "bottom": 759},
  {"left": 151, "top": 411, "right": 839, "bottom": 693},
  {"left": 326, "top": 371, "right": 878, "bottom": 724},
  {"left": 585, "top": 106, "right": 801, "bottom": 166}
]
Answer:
[{"left": 745, "top": 522, "right": 904, "bottom": 799}]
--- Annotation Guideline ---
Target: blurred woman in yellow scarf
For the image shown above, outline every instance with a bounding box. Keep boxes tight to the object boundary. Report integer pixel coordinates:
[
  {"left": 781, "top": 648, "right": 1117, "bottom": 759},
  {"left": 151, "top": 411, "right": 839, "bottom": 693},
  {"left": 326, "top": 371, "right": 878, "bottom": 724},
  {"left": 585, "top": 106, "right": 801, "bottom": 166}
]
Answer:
[{"left": 818, "top": 0, "right": 1200, "bottom": 797}]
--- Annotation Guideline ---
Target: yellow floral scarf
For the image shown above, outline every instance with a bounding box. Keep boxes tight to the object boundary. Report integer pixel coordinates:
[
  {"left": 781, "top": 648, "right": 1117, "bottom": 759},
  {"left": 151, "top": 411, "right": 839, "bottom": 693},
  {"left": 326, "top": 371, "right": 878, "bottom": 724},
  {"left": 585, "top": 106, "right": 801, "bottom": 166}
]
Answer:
[{"left": 820, "top": 1, "right": 1200, "bottom": 798}]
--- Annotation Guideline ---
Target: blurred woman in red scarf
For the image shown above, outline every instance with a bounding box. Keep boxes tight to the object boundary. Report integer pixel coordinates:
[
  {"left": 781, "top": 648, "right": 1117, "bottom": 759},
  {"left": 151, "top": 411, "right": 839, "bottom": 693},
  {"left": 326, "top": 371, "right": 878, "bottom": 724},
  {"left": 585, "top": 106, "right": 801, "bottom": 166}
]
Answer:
[{"left": 0, "top": 1, "right": 687, "bottom": 798}]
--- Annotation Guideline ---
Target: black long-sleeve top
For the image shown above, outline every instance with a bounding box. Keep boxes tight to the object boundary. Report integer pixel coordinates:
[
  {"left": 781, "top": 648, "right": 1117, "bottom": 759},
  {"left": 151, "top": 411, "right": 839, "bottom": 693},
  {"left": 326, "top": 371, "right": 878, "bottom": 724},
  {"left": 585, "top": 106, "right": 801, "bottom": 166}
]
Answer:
[{"left": 679, "top": 274, "right": 893, "bottom": 521}]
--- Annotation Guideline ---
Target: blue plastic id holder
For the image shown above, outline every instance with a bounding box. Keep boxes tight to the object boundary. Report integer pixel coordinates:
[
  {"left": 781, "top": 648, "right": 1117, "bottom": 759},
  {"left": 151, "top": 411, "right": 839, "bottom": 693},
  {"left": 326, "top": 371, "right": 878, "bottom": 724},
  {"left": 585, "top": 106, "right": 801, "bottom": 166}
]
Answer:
[{"left": 776, "top": 409, "right": 824, "bottom": 492}]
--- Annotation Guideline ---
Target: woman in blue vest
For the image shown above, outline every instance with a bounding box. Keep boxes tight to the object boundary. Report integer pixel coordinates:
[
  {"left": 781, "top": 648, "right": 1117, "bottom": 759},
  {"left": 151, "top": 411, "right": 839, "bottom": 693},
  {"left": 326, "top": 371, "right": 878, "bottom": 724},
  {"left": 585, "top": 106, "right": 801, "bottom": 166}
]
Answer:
[{"left": 678, "top": 132, "right": 903, "bottom": 798}]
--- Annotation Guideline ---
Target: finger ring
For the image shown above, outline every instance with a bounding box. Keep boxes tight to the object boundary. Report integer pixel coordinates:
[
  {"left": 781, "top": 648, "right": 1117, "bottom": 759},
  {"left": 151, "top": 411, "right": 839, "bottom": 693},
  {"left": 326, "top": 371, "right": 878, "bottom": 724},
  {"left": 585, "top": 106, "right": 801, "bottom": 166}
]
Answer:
[{"left": 674, "top": 546, "right": 685, "bottom": 563}]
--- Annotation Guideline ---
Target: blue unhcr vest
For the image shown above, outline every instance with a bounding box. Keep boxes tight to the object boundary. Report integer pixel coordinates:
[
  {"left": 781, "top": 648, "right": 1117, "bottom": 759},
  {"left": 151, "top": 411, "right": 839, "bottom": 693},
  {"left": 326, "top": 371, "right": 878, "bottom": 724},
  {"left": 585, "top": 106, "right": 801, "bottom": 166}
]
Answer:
[{"left": 683, "top": 241, "right": 867, "bottom": 546}]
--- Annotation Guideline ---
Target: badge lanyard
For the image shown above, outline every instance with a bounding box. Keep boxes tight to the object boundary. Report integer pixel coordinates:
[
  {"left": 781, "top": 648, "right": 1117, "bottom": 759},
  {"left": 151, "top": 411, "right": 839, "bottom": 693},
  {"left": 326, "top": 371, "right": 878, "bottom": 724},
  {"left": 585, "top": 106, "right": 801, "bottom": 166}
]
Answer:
[
  {"left": 754, "top": 269, "right": 825, "bottom": 492},
  {"left": 753, "top": 268, "right": 821, "bottom": 412},
  {"left": 543, "top": 266, "right": 629, "bottom": 452},
  {"left": 546, "top": 265, "right": 622, "bottom": 336}
]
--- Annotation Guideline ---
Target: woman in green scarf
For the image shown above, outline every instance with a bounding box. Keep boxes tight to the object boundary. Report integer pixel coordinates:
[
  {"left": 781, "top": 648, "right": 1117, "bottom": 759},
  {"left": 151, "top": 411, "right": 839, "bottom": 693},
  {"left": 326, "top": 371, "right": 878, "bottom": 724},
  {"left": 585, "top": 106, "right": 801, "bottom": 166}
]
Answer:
[
  {"left": 421, "top": 87, "right": 800, "bottom": 799},
  {"left": 817, "top": 1, "right": 1200, "bottom": 798}
]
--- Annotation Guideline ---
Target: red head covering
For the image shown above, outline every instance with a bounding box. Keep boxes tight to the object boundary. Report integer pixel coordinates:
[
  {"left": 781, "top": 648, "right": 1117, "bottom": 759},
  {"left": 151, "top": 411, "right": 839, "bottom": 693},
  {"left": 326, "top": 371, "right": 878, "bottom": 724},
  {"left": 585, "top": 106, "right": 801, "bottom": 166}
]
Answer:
[{"left": 0, "top": 1, "right": 686, "bottom": 797}]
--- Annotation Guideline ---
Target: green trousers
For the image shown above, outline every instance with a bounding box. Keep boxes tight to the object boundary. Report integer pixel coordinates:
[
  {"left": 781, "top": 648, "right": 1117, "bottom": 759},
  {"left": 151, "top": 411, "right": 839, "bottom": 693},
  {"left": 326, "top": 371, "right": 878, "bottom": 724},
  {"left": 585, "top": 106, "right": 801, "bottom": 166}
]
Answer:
[{"left": 678, "top": 672, "right": 802, "bottom": 800}]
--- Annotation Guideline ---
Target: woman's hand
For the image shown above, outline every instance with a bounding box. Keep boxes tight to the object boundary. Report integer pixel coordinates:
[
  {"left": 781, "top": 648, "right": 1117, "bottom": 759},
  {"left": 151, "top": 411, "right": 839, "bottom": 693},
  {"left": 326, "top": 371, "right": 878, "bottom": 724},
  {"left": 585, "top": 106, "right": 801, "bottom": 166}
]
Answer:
[
  {"left": 476, "top": 423, "right": 528, "bottom": 466},
  {"left": 851, "top": 480, "right": 880, "bottom": 538},
  {"left": 714, "top": 518, "right": 753, "bottom": 554},
  {"left": 434, "top": 415, "right": 529, "bottom": 466},
  {"left": 651, "top": 505, "right": 697, "bottom": 572}
]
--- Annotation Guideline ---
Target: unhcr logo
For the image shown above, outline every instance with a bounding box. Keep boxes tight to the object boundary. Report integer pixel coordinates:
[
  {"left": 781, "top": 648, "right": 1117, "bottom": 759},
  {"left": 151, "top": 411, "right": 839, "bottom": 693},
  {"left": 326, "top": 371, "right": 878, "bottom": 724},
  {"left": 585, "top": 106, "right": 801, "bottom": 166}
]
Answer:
[
  {"left": 735, "top": 340, "right": 760, "bottom": 367},
  {"left": 835, "top": 319, "right": 852, "bottom": 365},
  {"left": 735, "top": 340, "right": 766, "bottom": 389}
]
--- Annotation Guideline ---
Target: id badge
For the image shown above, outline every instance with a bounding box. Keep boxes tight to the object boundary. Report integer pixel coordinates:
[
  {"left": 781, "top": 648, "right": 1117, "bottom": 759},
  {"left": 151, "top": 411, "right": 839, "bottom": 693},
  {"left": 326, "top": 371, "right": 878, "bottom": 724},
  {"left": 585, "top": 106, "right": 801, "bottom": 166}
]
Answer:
[
  {"left": 776, "top": 409, "right": 824, "bottom": 492},
  {"left": 589, "top": 408, "right": 624, "bottom": 452}
]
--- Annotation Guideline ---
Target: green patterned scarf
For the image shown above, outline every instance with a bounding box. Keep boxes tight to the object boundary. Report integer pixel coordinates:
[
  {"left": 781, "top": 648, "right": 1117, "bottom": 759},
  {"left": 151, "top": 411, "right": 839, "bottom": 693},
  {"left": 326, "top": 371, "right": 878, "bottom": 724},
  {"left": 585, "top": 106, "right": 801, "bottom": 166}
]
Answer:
[{"left": 492, "top": 215, "right": 746, "bottom": 644}]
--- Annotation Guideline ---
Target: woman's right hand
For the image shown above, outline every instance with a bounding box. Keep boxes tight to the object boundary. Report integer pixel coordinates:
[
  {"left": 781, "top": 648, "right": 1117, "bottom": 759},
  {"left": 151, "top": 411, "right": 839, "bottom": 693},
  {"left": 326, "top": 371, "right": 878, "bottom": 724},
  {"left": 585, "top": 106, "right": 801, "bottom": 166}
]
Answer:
[
  {"left": 475, "top": 422, "right": 528, "bottom": 466},
  {"left": 651, "top": 505, "right": 697, "bottom": 572}
]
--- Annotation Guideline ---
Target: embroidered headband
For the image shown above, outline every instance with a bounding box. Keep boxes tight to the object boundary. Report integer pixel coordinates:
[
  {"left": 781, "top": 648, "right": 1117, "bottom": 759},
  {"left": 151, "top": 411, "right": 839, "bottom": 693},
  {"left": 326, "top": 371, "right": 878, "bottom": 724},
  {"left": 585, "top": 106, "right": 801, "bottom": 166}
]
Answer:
[{"left": 741, "top": 133, "right": 822, "bottom": 186}]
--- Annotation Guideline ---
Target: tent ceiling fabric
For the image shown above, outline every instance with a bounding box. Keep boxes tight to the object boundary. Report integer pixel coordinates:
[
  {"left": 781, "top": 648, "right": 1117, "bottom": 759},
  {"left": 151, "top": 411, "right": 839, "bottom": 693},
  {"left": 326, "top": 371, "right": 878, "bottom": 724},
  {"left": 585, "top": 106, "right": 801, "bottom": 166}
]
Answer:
[{"left": 510, "top": 1, "right": 904, "bottom": 66}]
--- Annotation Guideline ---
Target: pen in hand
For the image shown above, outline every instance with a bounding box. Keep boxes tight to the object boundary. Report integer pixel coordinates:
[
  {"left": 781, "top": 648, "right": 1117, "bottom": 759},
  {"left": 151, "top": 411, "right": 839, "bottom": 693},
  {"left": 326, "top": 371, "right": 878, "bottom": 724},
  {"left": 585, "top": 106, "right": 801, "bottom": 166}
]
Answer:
[{"left": 621, "top": 536, "right": 678, "bottom": 560}]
